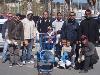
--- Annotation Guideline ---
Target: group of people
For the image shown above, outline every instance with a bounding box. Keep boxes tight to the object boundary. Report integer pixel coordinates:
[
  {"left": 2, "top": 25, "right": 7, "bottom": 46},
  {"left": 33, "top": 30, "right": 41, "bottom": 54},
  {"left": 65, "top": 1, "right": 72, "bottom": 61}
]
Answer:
[{"left": 1, "top": 9, "right": 99, "bottom": 73}]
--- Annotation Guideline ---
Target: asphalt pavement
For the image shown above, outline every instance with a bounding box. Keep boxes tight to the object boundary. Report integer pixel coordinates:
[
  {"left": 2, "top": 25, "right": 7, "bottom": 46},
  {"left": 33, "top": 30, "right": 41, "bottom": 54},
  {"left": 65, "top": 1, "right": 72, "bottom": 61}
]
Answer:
[{"left": 0, "top": 47, "right": 100, "bottom": 75}]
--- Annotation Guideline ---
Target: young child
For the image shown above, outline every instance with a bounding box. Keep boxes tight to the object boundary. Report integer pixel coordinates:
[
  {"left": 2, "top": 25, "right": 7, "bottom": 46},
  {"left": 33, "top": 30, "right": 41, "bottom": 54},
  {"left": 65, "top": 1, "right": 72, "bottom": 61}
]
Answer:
[
  {"left": 59, "top": 39, "right": 71, "bottom": 68},
  {"left": 61, "top": 39, "right": 72, "bottom": 57},
  {"left": 44, "top": 26, "right": 56, "bottom": 50}
]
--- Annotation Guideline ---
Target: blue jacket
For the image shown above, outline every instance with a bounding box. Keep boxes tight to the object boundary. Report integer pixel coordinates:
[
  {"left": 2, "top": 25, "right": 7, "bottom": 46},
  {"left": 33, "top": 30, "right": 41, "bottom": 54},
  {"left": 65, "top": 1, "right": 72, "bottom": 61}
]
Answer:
[{"left": 61, "top": 19, "right": 79, "bottom": 41}]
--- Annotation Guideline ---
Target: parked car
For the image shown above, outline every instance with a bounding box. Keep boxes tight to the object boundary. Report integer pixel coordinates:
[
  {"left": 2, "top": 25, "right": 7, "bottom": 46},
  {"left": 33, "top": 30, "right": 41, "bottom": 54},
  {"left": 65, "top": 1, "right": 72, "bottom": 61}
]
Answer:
[{"left": 0, "top": 19, "right": 7, "bottom": 48}]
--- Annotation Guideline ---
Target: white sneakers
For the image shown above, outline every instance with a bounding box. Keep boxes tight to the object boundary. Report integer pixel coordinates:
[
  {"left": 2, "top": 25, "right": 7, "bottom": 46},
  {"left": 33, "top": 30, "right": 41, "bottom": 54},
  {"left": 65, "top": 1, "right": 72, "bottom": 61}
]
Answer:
[
  {"left": 27, "top": 60, "right": 34, "bottom": 64},
  {"left": 22, "top": 61, "right": 26, "bottom": 65},
  {"left": 23, "top": 60, "right": 34, "bottom": 64}
]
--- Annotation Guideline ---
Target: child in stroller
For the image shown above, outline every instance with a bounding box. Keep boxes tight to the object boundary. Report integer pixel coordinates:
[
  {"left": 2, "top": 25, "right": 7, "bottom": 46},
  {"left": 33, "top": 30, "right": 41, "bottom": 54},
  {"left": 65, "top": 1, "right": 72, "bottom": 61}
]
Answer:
[
  {"left": 36, "top": 26, "right": 56, "bottom": 75},
  {"left": 42, "top": 26, "right": 56, "bottom": 50}
]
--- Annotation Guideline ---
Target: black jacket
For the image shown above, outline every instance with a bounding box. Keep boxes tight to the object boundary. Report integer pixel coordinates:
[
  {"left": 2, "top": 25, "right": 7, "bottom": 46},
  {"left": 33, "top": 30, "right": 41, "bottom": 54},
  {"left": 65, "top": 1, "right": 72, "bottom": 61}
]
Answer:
[
  {"left": 79, "top": 17, "right": 99, "bottom": 44},
  {"left": 2, "top": 20, "right": 15, "bottom": 40},
  {"left": 12, "top": 20, "right": 24, "bottom": 41},
  {"left": 37, "top": 18, "right": 52, "bottom": 33}
]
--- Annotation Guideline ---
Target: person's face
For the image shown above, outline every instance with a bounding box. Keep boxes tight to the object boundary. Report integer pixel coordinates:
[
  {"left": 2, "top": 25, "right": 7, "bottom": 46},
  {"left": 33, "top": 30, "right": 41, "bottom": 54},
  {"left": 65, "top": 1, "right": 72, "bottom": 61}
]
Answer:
[
  {"left": 8, "top": 14, "right": 13, "bottom": 20},
  {"left": 85, "top": 11, "right": 91, "bottom": 17},
  {"left": 69, "top": 14, "right": 75, "bottom": 20},
  {"left": 43, "top": 12, "right": 48, "bottom": 19},
  {"left": 81, "top": 39, "right": 88, "bottom": 45},
  {"left": 27, "top": 13, "right": 33, "bottom": 20},
  {"left": 67, "top": 41, "right": 70, "bottom": 47},
  {"left": 62, "top": 40, "right": 67, "bottom": 46},
  {"left": 57, "top": 13, "right": 62, "bottom": 21}
]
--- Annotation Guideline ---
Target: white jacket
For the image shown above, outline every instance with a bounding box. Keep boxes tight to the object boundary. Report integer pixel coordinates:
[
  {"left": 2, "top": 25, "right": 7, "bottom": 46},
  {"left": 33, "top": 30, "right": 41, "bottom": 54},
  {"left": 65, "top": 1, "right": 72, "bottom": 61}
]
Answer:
[
  {"left": 22, "top": 18, "right": 35, "bottom": 39},
  {"left": 52, "top": 19, "right": 64, "bottom": 31}
]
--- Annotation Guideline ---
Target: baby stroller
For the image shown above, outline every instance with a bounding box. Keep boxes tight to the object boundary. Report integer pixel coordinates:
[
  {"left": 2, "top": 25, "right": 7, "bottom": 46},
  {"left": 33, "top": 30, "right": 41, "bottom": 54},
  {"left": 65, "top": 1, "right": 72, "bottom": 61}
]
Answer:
[
  {"left": 36, "top": 33, "right": 56, "bottom": 75},
  {"left": 37, "top": 50, "right": 54, "bottom": 75}
]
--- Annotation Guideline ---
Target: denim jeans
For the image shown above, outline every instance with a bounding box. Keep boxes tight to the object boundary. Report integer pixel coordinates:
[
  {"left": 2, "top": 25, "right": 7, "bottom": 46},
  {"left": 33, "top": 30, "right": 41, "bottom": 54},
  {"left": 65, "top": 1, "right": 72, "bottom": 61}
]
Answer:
[
  {"left": 71, "top": 44, "right": 76, "bottom": 66},
  {"left": 2, "top": 41, "right": 9, "bottom": 62},
  {"left": 22, "top": 39, "right": 34, "bottom": 61},
  {"left": 61, "top": 51, "right": 69, "bottom": 63}
]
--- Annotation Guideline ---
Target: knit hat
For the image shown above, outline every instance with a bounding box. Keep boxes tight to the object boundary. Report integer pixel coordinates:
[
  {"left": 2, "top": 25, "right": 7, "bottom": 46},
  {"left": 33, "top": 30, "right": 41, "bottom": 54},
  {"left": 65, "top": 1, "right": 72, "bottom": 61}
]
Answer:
[{"left": 26, "top": 11, "right": 33, "bottom": 15}]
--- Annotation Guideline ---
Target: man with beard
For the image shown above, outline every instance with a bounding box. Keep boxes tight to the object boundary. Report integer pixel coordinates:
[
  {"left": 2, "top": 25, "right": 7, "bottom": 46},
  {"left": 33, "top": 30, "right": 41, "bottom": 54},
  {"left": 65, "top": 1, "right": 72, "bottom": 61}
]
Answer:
[
  {"left": 52, "top": 12, "right": 64, "bottom": 61},
  {"left": 61, "top": 11, "right": 79, "bottom": 68},
  {"left": 37, "top": 11, "right": 52, "bottom": 33},
  {"left": 8, "top": 14, "right": 24, "bottom": 67},
  {"left": 21, "top": 11, "right": 35, "bottom": 64},
  {"left": 79, "top": 35, "right": 99, "bottom": 73},
  {"left": 2, "top": 13, "right": 13, "bottom": 63},
  {"left": 79, "top": 9, "right": 99, "bottom": 45}
]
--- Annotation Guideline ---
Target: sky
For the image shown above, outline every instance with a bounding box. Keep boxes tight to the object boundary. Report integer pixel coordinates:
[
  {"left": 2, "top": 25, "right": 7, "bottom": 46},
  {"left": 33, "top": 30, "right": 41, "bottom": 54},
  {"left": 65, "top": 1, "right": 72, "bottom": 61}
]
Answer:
[{"left": 53, "top": 0, "right": 87, "bottom": 3}]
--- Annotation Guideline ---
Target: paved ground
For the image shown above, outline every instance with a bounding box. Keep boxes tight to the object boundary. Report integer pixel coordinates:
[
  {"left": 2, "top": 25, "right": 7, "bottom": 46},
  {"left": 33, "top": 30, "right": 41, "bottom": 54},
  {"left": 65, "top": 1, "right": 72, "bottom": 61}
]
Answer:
[{"left": 0, "top": 47, "right": 100, "bottom": 75}]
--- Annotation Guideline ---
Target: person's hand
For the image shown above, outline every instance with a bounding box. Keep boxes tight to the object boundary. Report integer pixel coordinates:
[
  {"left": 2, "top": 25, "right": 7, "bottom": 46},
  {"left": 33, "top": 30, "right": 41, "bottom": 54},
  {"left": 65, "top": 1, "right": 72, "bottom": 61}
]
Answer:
[
  {"left": 11, "top": 39, "right": 15, "bottom": 44},
  {"left": 54, "top": 31, "right": 57, "bottom": 35},
  {"left": 96, "top": 41, "right": 98, "bottom": 44},
  {"left": 6, "top": 39, "right": 11, "bottom": 44}
]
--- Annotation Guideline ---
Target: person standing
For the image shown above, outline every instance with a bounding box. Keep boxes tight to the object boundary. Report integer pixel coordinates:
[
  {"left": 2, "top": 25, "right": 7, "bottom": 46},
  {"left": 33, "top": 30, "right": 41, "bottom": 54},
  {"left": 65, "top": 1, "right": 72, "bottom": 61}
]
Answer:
[
  {"left": 79, "top": 9, "right": 99, "bottom": 44},
  {"left": 52, "top": 12, "right": 65, "bottom": 59},
  {"left": 61, "top": 12, "right": 79, "bottom": 67},
  {"left": 37, "top": 11, "right": 52, "bottom": 33},
  {"left": 21, "top": 11, "right": 35, "bottom": 64},
  {"left": 8, "top": 14, "right": 24, "bottom": 67},
  {"left": 2, "top": 13, "right": 13, "bottom": 63},
  {"left": 52, "top": 12, "right": 64, "bottom": 44},
  {"left": 37, "top": 11, "right": 52, "bottom": 50}
]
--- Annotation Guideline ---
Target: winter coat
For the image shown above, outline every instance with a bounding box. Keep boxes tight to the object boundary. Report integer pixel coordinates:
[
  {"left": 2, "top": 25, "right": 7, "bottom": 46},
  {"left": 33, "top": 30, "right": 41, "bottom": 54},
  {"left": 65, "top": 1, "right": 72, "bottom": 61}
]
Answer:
[
  {"left": 21, "top": 18, "right": 35, "bottom": 39},
  {"left": 37, "top": 18, "right": 52, "bottom": 33},
  {"left": 2, "top": 20, "right": 14, "bottom": 40},
  {"left": 12, "top": 20, "right": 24, "bottom": 41},
  {"left": 2, "top": 19, "right": 17, "bottom": 40},
  {"left": 61, "top": 19, "right": 79, "bottom": 42},
  {"left": 79, "top": 17, "right": 99, "bottom": 44}
]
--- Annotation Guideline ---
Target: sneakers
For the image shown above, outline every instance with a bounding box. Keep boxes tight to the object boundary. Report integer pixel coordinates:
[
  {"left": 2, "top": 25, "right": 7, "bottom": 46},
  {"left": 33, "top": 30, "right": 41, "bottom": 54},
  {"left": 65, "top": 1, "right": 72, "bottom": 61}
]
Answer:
[
  {"left": 22, "top": 61, "right": 26, "bottom": 65},
  {"left": 28, "top": 61, "right": 34, "bottom": 64},
  {"left": 9, "top": 64, "right": 13, "bottom": 67},
  {"left": 30, "top": 60, "right": 34, "bottom": 64},
  {"left": 17, "top": 63, "right": 23, "bottom": 67}
]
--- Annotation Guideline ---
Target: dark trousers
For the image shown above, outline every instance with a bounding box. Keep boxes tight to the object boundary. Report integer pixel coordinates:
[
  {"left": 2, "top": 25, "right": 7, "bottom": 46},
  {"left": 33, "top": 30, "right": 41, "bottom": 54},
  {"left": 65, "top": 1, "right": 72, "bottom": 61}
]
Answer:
[
  {"left": 9, "top": 40, "right": 21, "bottom": 65},
  {"left": 84, "top": 56, "right": 91, "bottom": 71}
]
